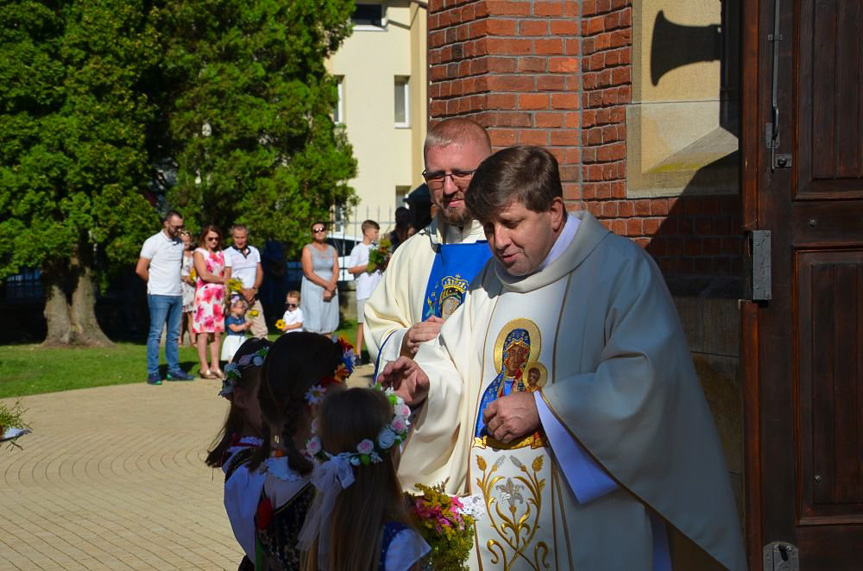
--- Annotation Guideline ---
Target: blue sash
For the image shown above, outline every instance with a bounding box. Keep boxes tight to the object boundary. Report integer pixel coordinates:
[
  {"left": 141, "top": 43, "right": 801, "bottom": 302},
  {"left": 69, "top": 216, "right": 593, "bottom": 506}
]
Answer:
[
  {"left": 374, "top": 241, "right": 490, "bottom": 379},
  {"left": 422, "top": 241, "right": 491, "bottom": 320}
]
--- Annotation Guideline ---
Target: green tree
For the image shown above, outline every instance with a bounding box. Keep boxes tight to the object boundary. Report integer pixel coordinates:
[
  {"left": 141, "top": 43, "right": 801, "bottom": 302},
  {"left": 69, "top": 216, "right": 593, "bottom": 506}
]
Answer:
[
  {"left": 0, "top": 1, "right": 161, "bottom": 345},
  {"left": 159, "top": 0, "right": 358, "bottom": 255}
]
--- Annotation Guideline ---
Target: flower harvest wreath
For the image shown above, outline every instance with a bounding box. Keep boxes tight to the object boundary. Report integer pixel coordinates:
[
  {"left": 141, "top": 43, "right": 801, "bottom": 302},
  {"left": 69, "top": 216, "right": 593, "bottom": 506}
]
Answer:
[{"left": 305, "top": 388, "right": 411, "bottom": 466}]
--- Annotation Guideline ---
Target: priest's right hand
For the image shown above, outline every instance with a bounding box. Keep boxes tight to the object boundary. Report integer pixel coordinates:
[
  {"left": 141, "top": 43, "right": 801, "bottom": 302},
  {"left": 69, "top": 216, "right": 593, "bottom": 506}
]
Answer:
[
  {"left": 377, "top": 357, "right": 430, "bottom": 408},
  {"left": 400, "top": 316, "right": 445, "bottom": 357}
]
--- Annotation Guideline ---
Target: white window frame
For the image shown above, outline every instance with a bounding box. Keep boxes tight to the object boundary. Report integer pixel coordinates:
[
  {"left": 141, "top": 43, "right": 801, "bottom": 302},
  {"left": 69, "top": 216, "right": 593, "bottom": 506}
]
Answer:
[
  {"left": 394, "top": 76, "right": 410, "bottom": 128},
  {"left": 333, "top": 76, "right": 344, "bottom": 124}
]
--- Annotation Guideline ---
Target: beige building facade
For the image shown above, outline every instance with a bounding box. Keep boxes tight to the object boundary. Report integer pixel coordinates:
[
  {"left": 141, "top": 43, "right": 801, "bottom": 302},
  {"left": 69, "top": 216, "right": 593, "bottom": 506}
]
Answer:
[{"left": 327, "top": 1, "right": 428, "bottom": 228}]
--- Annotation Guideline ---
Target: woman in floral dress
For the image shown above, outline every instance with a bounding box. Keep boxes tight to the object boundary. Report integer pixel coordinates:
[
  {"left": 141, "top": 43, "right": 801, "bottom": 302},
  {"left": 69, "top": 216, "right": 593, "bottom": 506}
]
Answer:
[{"left": 193, "top": 225, "right": 229, "bottom": 379}]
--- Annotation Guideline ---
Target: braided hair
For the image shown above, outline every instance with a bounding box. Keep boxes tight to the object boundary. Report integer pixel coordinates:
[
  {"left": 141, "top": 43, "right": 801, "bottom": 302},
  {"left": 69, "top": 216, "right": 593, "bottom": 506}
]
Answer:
[{"left": 248, "top": 332, "right": 343, "bottom": 475}]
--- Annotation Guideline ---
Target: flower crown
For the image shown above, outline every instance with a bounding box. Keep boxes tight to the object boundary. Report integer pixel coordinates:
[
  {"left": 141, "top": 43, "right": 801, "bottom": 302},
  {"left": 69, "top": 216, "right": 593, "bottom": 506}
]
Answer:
[
  {"left": 220, "top": 345, "right": 270, "bottom": 399},
  {"left": 303, "top": 337, "right": 355, "bottom": 405},
  {"left": 305, "top": 389, "right": 411, "bottom": 466}
]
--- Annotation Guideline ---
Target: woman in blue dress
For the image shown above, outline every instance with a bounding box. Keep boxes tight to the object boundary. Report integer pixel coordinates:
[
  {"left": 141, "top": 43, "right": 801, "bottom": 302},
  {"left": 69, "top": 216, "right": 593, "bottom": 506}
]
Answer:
[{"left": 300, "top": 222, "right": 340, "bottom": 336}]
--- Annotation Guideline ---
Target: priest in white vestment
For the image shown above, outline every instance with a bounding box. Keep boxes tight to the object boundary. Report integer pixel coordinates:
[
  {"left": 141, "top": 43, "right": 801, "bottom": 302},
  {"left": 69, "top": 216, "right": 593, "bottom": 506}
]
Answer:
[
  {"left": 365, "top": 118, "right": 493, "bottom": 367},
  {"left": 379, "top": 146, "right": 746, "bottom": 570}
]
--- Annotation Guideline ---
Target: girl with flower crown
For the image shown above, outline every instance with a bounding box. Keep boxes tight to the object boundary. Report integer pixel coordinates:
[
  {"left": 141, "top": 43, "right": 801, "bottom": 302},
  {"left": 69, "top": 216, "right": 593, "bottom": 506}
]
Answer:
[
  {"left": 205, "top": 337, "right": 273, "bottom": 570},
  {"left": 248, "top": 332, "right": 352, "bottom": 570},
  {"left": 299, "top": 388, "right": 430, "bottom": 571}
]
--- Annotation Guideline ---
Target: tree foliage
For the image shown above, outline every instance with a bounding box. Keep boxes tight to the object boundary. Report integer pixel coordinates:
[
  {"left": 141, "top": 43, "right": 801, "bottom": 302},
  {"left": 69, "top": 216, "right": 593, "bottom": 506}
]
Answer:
[
  {"left": 0, "top": 0, "right": 359, "bottom": 344},
  {"left": 159, "top": 0, "right": 358, "bottom": 256},
  {"left": 0, "top": 1, "right": 161, "bottom": 282}
]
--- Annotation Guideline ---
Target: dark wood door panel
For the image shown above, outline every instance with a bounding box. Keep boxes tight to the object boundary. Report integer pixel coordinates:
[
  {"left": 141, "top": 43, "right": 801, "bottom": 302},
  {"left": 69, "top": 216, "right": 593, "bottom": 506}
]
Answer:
[
  {"left": 797, "top": 0, "right": 863, "bottom": 199},
  {"left": 796, "top": 251, "right": 863, "bottom": 523},
  {"left": 797, "top": 524, "right": 863, "bottom": 571}
]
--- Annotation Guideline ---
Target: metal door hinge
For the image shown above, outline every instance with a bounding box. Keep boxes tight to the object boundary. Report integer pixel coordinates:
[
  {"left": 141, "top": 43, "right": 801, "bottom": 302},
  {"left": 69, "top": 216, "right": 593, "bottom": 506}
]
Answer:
[
  {"left": 744, "top": 230, "right": 772, "bottom": 301},
  {"left": 763, "top": 541, "right": 799, "bottom": 571}
]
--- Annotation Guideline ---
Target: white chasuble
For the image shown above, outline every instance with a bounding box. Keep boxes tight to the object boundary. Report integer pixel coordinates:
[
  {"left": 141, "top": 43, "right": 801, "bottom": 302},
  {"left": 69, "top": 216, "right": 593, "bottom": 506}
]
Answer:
[
  {"left": 403, "top": 212, "right": 746, "bottom": 570},
  {"left": 469, "top": 279, "right": 574, "bottom": 571}
]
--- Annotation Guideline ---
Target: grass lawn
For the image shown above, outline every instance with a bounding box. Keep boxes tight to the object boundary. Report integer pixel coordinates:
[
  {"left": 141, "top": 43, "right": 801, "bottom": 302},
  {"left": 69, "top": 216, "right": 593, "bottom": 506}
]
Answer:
[{"left": 0, "top": 321, "right": 359, "bottom": 399}]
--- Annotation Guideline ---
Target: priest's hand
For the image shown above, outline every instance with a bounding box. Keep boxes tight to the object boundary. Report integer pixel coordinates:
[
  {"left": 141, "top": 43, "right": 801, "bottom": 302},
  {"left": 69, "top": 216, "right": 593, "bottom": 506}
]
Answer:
[
  {"left": 483, "top": 392, "right": 540, "bottom": 444},
  {"left": 377, "top": 357, "right": 430, "bottom": 407},
  {"left": 400, "top": 316, "right": 445, "bottom": 357}
]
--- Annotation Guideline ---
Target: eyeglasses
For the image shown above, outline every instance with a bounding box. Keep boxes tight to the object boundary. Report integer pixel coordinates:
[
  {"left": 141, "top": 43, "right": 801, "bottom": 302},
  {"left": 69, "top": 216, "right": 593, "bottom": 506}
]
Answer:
[
  {"left": 422, "top": 169, "right": 477, "bottom": 190},
  {"left": 286, "top": 303, "right": 298, "bottom": 309},
  {"left": 312, "top": 228, "right": 326, "bottom": 234},
  {"left": 206, "top": 236, "right": 219, "bottom": 242}
]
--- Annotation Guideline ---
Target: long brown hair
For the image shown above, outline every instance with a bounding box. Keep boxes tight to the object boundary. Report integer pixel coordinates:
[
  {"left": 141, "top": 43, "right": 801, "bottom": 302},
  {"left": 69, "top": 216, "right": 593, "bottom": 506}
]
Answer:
[
  {"left": 204, "top": 338, "right": 272, "bottom": 468},
  {"left": 303, "top": 388, "right": 413, "bottom": 571},
  {"left": 248, "top": 332, "right": 343, "bottom": 475}
]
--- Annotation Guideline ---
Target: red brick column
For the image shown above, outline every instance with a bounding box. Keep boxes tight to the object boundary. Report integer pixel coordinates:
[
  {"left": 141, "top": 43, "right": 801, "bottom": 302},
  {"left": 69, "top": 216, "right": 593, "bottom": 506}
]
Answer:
[
  {"left": 578, "top": 0, "right": 631, "bottom": 224},
  {"left": 427, "top": 0, "right": 582, "bottom": 199}
]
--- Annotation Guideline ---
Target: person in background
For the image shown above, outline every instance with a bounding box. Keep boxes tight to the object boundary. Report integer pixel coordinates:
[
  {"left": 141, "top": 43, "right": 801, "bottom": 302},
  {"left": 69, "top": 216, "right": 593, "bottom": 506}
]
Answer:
[
  {"left": 179, "top": 230, "right": 197, "bottom": 347},
  {"left": 222, "top": 297, "right": 252, "bottom": 364},
  {"left": 389, "top": 207, "right": 412, "bottom": 252},
  {"left": 135, "top": 210, "right": 195, "bottom": 385},
  {"left": 347, "top": 220, "right": 383, "bottom": 363},
  {"left": 193, "top": 224, "right": 229, "bottom": 379},
  {"left": 279, "top": 290, "right": 304, "bottom": 334},
  {"left": 300, "top": 222, "right": 339, "bottom": 336},
  {"left": 224, "top": 225, "right": 267, "bottom": 339}
]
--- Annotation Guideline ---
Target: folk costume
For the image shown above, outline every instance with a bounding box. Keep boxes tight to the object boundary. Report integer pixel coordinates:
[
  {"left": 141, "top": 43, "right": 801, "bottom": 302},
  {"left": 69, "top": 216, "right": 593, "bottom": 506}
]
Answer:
[
  {"left": 364, "top": 216, "right": 491, "bottom": 367},
  {"left": 403, "top": 212, "right": 746, "bottom": 570},
  {"left": 222, "top": 436, "right": 266, "bottom": 563}
]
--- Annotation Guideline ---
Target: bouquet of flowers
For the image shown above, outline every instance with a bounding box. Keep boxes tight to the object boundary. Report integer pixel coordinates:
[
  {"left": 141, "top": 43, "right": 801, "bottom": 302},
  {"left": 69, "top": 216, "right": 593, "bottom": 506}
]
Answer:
[
  {"left": 0, "top": 399, "right": 31, "bottom": 448},
  {"left": 367, "top": 236, "right": 392, "bottom": 272},
  {"left": 405, "top": 483, "right": 485, "bottom": 570},
  {"left": 227, "top": 278, "right": 245, "bottom": 294}
]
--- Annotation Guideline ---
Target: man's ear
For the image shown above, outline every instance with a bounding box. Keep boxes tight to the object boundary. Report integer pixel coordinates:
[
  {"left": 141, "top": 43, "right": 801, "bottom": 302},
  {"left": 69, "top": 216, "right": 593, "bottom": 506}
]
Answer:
[{"left": 549, "top": 197, "right": 566, "bottom": 231}]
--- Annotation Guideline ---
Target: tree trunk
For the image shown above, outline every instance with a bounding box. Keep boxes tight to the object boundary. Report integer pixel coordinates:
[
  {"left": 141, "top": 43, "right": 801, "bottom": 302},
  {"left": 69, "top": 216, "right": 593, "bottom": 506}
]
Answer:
[
  {"left": 42, "top": 253, "right": 113, "bottom": 347},
  {"left": 43, "top": 281, "right": 74, "bottom": 345}
]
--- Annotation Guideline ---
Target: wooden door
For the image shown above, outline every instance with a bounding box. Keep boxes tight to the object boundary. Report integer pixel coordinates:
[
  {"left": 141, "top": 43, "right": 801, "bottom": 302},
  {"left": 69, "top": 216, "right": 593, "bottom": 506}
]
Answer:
[{"left": 742, "top": 0, "right": 863, "bottom": 568}]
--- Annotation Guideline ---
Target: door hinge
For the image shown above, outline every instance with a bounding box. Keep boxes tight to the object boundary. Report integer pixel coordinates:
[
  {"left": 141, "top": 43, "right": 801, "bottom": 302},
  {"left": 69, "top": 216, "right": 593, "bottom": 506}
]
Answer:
[
  {"left": 763, "top": 541, "right": 799, "bottom": 571},
  {"left": 744, "top": 230, "right": 772, "bottom": 301}
]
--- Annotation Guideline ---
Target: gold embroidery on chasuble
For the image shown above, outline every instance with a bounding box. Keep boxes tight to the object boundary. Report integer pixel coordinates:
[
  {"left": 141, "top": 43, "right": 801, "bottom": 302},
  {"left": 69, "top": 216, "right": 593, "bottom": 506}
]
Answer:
[{"left": 470, "top": 304, "right": 566, "bottom": 569}]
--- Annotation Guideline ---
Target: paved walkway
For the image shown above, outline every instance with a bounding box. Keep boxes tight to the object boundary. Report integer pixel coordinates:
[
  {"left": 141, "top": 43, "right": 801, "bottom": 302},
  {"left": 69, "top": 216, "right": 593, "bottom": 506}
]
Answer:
[{"left": 0, "top": 365, "right": 375, "bottom": 570}]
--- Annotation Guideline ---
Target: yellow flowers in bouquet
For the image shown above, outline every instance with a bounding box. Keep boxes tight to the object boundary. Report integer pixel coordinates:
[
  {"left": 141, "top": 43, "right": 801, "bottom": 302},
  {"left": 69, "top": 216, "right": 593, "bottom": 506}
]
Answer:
[
  {"left": 367, "top": 236, "right": 392, "bottom": 272},
  {"left": 405, "top": 483, "right": 484, "bottom": 570},
  {"left": 227, "top": 278, "right": 244, "bottom": 293},
  {"left": 275, "top": 319, "right": 286, "bottom": 331}
]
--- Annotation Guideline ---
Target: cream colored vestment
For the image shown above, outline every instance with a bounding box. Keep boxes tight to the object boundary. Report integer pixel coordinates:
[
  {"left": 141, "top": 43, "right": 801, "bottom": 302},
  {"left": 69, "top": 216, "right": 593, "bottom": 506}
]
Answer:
[
  {"left": 364, "top": 216, "right": 486, "bottom": 365},
  {"left": 401, "top": 212, "right": 746, "bottom": 570}
]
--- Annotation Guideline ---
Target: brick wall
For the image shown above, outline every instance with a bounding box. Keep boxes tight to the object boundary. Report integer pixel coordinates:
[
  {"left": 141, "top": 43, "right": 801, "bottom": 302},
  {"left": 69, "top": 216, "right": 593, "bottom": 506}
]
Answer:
[
  {"left": 427, "top": 0, "right": 742, "bottom": 291},
  {"left": 427, "top": 0, "right": 582, "bottom": 200}
]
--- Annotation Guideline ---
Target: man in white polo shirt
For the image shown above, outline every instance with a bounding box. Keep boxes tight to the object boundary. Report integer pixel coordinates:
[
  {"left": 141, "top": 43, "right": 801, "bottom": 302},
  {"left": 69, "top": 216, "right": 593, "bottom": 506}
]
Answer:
[
  {"left": 224, "top": 224, "right": 267, "bottom": 338},
  {"left": 136, "top": 210, "right": 195, "bottom": 385}
]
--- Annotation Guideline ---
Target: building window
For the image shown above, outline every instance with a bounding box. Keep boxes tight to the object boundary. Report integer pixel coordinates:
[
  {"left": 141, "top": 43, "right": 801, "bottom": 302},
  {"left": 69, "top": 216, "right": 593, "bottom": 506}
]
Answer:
[
  {"left": 352, "top": 4, "right": 386, "bottom": 29},
  {"left": 394, "top": 76, "right": 409, "bottom": 127},
  {"left": 333, "top": 76, "right": 344, "bottom": 124}
]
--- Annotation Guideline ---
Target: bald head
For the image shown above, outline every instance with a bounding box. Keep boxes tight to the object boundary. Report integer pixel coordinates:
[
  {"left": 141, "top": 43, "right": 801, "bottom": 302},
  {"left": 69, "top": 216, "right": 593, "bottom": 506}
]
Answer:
[{"left": 424, "top": 118, "right": 492, "bottom": 161}]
